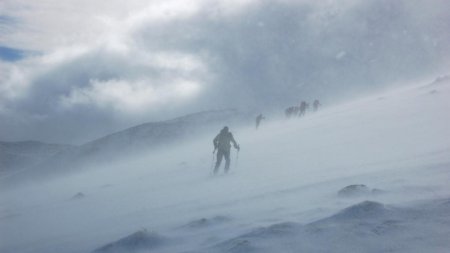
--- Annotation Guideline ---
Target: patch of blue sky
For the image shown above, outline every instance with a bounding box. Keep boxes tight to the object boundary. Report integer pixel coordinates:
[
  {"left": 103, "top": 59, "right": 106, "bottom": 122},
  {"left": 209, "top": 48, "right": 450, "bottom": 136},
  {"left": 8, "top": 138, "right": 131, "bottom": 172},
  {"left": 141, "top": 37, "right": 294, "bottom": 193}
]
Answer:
[
  {"left": 0, "top": 15, "right": 37, "bottom": 61},
  {"left": 0, "top": 46, "right": 28, "bottom": 62}
]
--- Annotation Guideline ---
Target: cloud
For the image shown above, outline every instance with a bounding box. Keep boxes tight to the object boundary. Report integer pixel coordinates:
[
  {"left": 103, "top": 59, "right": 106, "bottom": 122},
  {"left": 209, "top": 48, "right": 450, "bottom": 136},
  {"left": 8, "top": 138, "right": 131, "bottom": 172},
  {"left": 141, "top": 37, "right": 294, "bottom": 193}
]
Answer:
[
  {"left": 59, "top": 78, "right": 202, "bottom": 115},
  {"left": 1, "top": 46, "right": 208, "bottom": 115},
  {"left": 0, "top": 0, "right": 449, "bottom": 143}
]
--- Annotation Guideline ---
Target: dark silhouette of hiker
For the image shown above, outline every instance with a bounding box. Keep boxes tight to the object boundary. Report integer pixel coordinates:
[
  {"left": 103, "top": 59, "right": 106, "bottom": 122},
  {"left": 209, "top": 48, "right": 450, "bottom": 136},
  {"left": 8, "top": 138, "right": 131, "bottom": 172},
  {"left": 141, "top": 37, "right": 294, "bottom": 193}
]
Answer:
[
  {"left": 313, "top": 99, "right": 321, "bottom": 112},
  {"left": 255, "top": 114, "right": 265, "bottom": 129},
  {"left": 299, "top": 101, "right": 309, "bottom": 117},
  {"left": 213, "top": 126, "right": 240, "bottom": 174},
  {"left": 285, "top": 106, "right": 297, "bottom": 118}
]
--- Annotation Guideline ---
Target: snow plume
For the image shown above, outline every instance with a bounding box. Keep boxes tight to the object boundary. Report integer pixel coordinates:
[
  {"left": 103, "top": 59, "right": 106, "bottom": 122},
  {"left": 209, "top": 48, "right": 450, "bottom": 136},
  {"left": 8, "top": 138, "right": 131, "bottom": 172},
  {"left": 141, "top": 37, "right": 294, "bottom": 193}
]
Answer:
[{"left": 0, "top": 0, "right": 450, "bottom": 143}]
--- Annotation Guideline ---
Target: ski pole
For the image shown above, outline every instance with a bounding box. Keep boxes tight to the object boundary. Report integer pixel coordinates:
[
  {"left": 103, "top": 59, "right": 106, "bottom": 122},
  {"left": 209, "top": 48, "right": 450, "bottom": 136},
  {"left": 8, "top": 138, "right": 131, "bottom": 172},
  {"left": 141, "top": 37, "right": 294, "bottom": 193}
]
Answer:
[{"left": 210, "top": 148, "right": 216, "bottom": 172}]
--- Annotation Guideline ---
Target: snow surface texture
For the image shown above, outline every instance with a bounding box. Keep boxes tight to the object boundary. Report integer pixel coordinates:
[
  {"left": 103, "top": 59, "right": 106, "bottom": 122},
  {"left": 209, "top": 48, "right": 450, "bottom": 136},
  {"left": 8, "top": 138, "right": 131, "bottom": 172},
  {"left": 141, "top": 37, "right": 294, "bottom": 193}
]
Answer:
[{"left": 1, "top": 79, "right": 450, "bottom": 253}]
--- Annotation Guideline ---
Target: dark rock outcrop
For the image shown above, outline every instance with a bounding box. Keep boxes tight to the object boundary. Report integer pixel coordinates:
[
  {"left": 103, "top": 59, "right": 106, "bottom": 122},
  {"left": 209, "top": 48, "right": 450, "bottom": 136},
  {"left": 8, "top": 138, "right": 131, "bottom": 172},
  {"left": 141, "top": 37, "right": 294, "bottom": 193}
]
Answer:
[{"left": 92, "top": 230, "right": 167, "bottom": 253}]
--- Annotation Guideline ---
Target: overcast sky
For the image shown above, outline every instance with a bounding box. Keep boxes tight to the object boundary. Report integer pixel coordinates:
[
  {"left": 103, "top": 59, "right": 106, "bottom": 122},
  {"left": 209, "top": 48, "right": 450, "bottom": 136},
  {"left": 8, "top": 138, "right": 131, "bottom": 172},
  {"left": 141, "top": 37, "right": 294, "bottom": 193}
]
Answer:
[{"left": 0, "top": 0, "right": 449, "bottom": 144}]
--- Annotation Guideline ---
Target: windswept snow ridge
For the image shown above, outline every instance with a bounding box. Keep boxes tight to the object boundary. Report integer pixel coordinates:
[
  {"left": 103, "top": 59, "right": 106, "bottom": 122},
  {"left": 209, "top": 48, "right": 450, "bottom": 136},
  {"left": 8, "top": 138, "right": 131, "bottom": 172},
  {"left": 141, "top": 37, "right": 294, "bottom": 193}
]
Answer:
[
  {"left": 92, "top": 230, "right": 168, "bottom": 253},
  {"left": 197, "top": 198, "right": 450, "bottom": 253}
]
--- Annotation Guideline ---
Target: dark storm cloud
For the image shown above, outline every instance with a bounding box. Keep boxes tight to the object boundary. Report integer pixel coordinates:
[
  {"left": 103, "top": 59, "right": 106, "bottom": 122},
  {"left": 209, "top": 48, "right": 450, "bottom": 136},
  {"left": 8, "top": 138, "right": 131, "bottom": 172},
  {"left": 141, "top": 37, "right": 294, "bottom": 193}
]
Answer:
[{"left": 135, "top": 0, "right": 450, "bottom": 107}]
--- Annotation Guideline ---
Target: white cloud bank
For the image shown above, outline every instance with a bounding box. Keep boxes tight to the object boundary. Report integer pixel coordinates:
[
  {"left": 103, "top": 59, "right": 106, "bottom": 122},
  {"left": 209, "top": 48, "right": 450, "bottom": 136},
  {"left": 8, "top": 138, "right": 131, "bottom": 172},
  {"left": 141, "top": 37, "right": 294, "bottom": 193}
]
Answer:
[{"left": 60, "top": 78, "right": 201, "bottom": 115}]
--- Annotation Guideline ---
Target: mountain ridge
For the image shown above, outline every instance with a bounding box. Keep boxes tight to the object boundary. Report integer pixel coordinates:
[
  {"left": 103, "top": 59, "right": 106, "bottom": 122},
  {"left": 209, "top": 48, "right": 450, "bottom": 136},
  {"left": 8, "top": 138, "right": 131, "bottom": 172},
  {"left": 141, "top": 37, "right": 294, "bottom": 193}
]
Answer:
[{"left": 1, "top": 109, "right": 247, "bottom": 183}]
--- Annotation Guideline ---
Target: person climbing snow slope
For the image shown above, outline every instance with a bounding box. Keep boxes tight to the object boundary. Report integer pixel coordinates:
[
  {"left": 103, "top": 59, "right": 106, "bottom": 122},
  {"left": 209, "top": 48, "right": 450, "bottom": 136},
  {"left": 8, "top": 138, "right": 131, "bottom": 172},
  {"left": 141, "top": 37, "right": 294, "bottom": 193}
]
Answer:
[{"left": 213, "top": 126, "right": 240, "bottom": 174}]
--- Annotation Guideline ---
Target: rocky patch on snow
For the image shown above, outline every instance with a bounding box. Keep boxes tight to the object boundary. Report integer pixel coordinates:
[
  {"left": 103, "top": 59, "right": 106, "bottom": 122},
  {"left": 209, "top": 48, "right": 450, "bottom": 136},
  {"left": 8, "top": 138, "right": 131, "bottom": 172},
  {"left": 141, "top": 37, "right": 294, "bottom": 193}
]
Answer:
[
  {"left": 92, "top": 229, "right": 168, "bottom": 253},
  {"left": 181, "top": 216, "right": 231, "bottom": 229},
  {"left": 429, "top": 75, "right": 450, "bottom": 87},
  {"left": 321, "top": 201, "right": 390, "bottom": 221},
  {"left": 70, "top": 192, "right": 86, "bottom": 200},
  {"left": 243, "top": 222, "right": 302, "bottom": 239},
  {"left": 337, "top": 184, "right": 384, "bottom": 198},
  {"left": 212, "top": 237, "right": 260, "bottom": 253}
]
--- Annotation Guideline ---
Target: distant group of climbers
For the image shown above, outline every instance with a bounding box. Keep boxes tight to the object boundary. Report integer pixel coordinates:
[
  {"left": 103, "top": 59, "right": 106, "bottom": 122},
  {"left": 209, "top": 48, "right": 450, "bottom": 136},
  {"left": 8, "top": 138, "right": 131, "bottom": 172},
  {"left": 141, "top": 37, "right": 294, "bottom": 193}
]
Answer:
[
  {"left": 285, "top": 99, "right": 321, "bottom": 118},
  {"left": 212, "top": 100, "right": 322, "bottom": 174}
]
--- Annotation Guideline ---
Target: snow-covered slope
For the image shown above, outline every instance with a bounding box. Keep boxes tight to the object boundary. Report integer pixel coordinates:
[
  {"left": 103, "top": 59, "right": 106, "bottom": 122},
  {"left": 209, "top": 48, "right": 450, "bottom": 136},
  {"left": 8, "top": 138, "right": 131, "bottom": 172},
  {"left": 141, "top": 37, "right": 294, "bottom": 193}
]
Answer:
[{"left": 1, "top": 79, "right": 450, "bottom": 253}]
